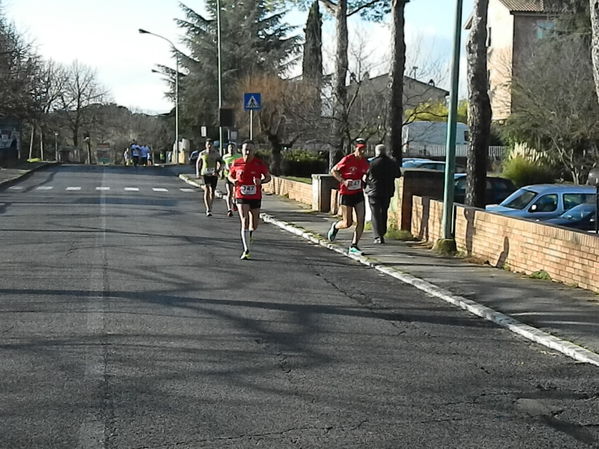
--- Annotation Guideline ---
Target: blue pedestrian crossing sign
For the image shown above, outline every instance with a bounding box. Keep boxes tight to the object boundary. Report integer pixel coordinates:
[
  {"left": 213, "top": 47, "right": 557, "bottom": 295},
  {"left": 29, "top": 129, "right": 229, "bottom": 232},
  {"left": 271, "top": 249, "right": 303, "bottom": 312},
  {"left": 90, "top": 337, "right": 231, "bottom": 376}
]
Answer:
[{"left": 243, "top": 93, "right": 262, "bottom": 111}]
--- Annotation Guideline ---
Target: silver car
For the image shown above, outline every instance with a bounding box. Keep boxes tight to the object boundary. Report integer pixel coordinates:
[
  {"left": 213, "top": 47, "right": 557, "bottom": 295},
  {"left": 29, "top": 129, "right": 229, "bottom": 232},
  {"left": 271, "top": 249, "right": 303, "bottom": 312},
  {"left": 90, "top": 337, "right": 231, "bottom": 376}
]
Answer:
[{"left": 485, "top": 184, "right": 596, "bottom": 220}]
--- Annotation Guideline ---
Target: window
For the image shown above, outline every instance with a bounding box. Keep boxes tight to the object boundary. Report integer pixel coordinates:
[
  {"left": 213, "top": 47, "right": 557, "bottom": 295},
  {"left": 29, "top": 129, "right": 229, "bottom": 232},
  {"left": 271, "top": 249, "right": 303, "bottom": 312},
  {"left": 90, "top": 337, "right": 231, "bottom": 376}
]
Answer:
[
  {"left": 535, "top": 20, "right": 555, "bottom": 40},
  {"left": 563, "top": 193, "right": 596, "bottom": 211},
  {"left": 502, "top": 189, "right": 537, "bottom": 209},
  {"left": 531, "top": 194, "right": 558, "bottom": 213}
]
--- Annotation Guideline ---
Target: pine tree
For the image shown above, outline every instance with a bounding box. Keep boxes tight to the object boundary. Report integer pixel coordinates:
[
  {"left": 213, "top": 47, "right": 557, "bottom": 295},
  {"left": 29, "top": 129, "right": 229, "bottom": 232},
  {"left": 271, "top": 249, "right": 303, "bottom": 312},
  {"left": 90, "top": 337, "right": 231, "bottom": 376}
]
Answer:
[
  {"left": 175, "top": 1, "right": 300, "bottom": 139},
  {"left": 302, "top": 1, "right": 323, "bottom": 85}
]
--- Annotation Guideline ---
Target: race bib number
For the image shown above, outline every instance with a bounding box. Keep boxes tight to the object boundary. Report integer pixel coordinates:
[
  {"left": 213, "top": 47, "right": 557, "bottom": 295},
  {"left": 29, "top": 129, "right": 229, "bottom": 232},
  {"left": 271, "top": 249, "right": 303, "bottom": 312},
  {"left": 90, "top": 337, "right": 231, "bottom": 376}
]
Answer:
[
  {"left": 240, "top": 184, "right": 257, "bottom": 195},
  {"left": 204, "top": 168, "right": 216, "bottom": 175},
  {"left": 347, "top": 179, "right": 362, "bottom": 191}
]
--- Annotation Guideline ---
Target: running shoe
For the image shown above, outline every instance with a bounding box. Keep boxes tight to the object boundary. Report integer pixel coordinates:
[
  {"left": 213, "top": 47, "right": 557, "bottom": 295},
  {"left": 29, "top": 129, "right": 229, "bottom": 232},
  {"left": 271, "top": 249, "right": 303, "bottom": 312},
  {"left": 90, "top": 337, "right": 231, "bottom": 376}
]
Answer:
[
  {"left": 227, "top": 209, "right": 233, "bottom": 217},
  {"left": 206, "top": 210, "right": 212, "bottom": 217},
  {"left": 327, "top": 222, "right": 338, "bottom": 242},
  {"left": 240, "top": 250, "right": 251, "bottom": 260},
  {"left": 348, "top": 245, "right": 363, "bottom": 256}
]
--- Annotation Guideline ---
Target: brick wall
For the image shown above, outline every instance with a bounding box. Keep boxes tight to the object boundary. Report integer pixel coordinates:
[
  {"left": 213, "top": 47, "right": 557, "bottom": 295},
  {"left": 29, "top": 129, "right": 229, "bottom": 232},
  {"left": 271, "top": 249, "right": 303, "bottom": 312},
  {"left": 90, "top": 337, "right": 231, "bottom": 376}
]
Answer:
[
  {"left": 412, "top": 196, "right": 599, "bottom": 294},
  {"left": 262, "top": 176, "right": 312, "bottom": 206}
]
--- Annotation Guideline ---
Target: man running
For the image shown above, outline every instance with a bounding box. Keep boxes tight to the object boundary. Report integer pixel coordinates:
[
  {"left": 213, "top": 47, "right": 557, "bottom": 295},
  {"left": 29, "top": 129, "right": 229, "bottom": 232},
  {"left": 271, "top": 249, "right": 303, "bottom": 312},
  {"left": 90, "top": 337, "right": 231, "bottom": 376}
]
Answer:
[
  {"left": 222, "top": 142, "right": 242, "bottom": 217},
  {"left": 227, "top": 140, "right": 271, "bottom": 260},
  {"left": 327, "top": 138, "right": 370, "bottom": 255},
  {"left": 196, "top": 138, "right": 223, "bottom": 216}
]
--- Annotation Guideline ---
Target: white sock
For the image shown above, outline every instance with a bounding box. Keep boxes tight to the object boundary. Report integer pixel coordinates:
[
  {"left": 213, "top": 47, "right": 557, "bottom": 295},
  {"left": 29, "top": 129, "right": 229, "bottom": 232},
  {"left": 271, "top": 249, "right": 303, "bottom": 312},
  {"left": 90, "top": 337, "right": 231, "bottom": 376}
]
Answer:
[{"left": 241, "top": 230, "right": 250, "bottom": 252}]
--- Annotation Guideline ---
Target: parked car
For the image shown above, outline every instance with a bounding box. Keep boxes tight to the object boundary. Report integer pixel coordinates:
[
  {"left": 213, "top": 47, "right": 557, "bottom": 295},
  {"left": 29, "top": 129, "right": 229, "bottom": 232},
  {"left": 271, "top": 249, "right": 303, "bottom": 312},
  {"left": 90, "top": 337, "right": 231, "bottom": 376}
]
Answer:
[
  {"left": 545, "top": 202, "right": 597, "bottom": 231},
  {"left": 402, "top": 158, "right": 446, "bottom": 171},
  {"left": 485, "top": 184, "right": 596, "bottom": 220},
  {"left": 454, "top": 174, "right": 516, "bottom": 205}
]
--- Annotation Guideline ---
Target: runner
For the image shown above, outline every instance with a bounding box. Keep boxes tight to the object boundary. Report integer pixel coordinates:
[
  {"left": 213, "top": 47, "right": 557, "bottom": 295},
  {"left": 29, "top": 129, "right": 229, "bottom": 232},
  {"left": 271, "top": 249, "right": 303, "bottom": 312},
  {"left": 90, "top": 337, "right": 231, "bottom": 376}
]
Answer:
[
  {"left": 222, "top": 142, "right": 242, "bottom": 217},
  {"left": 227, "top": 140, "right": 271, "bottom": 260},
  {"left": 196, "top": 138, "right": 223, "bottom": 216},
  {"left": 327, "top": 138, "right": 370, "bottom": 255}
]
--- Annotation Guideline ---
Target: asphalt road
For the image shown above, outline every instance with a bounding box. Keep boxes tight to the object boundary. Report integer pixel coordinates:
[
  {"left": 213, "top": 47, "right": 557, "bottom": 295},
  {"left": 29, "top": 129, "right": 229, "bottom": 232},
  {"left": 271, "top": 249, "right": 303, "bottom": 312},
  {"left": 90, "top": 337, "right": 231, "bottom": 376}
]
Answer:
[{"left": 1, "top": 165, "right": 598, "bottom": 449}]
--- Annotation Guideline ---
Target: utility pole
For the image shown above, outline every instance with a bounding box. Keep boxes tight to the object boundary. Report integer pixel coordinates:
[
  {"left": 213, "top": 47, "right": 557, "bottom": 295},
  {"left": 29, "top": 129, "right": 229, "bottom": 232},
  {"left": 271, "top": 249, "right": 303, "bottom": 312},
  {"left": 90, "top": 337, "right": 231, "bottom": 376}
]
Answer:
[{"left": 441, "top": 0, "right": 463, "bottom": 240}]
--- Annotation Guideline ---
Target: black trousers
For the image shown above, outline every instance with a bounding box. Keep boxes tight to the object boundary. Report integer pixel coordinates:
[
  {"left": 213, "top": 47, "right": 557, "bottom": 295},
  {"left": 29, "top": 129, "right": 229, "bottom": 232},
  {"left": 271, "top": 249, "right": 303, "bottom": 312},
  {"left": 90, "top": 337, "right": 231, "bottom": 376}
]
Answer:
[{"left": 368, "top": 196, "right": 391, "bottom": 239}]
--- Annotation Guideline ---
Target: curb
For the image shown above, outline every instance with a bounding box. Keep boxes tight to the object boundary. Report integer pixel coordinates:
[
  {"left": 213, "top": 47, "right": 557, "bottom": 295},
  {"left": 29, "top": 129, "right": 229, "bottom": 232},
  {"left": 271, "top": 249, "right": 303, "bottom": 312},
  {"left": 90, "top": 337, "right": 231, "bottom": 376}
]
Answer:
[
  {"left": 0, "top": 162, "right": 58, "bottom": 189},
  {"left": 260, "top": 212, "right": 599, "bottom": 368},
  {"left": 178, "top": 174, "right": 225, "bottom": 199}
]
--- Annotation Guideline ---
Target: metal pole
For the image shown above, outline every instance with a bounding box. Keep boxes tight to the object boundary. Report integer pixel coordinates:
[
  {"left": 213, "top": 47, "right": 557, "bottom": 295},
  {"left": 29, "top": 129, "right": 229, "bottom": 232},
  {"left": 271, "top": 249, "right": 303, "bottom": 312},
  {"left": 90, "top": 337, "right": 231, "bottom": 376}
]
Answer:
[
  {"left": 175, "top": 53, "right": 179, "bottom": 165},
  {"left": 216, "top": 0, "right": 224, "bottom": 154},
  {"left": 250, "top": 110, "right": 253, "bottom": 140},
  {"left": 441, "top": 0, "right": 463, "bottom": 240},
  {"left": 138, "top": 29, "right": 180, "bottom": 164}
]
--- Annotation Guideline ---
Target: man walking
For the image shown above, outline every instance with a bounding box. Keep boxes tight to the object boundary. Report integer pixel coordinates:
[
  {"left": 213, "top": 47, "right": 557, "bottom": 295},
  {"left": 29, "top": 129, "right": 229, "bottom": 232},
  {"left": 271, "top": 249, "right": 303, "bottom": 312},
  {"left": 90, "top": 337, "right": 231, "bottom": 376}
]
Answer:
[
  {"left": 196, "top": 138, "right": 223, "bottom": 216},
  {"left": 327, "top": 138, "right": 370, "bottom": 255},
  {"left": 365, "top": 144, "right": 401, "bottom": 244},
  {"left": 227, "top": 140, "right": 271, "bottom": 260}
]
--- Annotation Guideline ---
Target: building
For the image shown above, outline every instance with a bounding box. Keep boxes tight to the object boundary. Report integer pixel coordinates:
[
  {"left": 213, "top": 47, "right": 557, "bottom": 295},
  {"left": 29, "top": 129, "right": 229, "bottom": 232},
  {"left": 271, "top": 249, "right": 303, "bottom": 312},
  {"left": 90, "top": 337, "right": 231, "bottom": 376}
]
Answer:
[{"left": 466, "top": 0, "right": 556, "bottom": 121}]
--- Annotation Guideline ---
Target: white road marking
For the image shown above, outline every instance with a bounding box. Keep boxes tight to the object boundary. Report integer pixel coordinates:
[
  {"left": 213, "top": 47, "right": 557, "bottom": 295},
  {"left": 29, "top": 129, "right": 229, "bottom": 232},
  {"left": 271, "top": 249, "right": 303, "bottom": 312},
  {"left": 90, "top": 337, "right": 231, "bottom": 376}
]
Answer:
[
  {"left": 8, "top": 186, "right": 23, "bottom": 190},
  {"left": 79, "top": 173, "right": 108, "bottom": 449},
  {"left": 152, "top": 188, "right": 168, "bottom": 192},
  {"left": 66, "top": 186, "right": 82, "bottom": 191},
  {"left": 96, "top": 187, "right": 110, "bottom": 191},
  {"left": 180, "top": 188, "right": 195, "bottom": 192},
  {"left": 36, "top": 186, "right": 53, "bottom": 190},
  {"left": 124, "top": 187, "right": 139, "bottom": 191}
]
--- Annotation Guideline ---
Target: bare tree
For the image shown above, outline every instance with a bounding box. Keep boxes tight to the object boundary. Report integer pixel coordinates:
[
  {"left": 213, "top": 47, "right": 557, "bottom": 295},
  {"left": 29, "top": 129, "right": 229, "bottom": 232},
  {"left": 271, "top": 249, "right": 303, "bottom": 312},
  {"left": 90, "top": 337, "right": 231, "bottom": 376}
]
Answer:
[
  {"left": 466, "top": 0, "right": 491, "bottom": 207},
  {"left": 507, "top": 34, "right": 599, "bottom": 184},
  {"left": 57, "top": 61, "right": 108, "bottom": 149}
]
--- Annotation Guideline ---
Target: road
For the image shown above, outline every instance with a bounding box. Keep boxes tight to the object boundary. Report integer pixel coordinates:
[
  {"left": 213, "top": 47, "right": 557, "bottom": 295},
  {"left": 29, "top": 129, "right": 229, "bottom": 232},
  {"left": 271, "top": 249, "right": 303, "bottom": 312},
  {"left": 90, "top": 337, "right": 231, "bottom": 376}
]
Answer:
[{"left": 1, "top": 165, "right": 598, "bottom": 448}]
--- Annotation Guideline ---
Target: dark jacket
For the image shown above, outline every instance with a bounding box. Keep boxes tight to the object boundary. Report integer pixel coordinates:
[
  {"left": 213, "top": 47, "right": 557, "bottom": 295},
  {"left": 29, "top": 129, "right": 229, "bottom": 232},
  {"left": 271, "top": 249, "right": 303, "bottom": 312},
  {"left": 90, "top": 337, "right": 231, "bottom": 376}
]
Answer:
[{"left": 364, "top": 155, "right": 401, "bottom": 198}]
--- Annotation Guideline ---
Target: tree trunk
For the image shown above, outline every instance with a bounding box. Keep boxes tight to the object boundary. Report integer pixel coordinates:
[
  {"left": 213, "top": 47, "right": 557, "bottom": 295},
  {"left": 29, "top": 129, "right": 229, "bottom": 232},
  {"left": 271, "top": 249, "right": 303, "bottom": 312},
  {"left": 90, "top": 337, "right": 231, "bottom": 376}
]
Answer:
[
  {"left": 331, "top": 0, "right": 348, "bottom": 170},
  {"left": 466, "top": 0, "right": 491, "bottom": 208},
  {"left": 40, "top": 129, "right": 44, "bottom": 161},
  {"left": 29, "top": 126, "right": 34, "bottom": 160},
  {"left": 267, "top": 133, "right": 283, "bottom": 176},
  {"left": 590, "top": 1, "right": 599, "bottom": 102},
  {"left": 388, "top": 0, "right": 407, "bottom": 164}
]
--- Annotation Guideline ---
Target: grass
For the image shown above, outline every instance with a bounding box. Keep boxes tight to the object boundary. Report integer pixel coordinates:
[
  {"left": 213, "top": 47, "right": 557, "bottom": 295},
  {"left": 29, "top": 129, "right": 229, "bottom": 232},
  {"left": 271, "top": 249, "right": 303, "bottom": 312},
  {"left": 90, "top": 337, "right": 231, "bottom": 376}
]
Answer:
[
  {"left": 386, "top": 228, "right": 415, "bottom": 241},
  {"left": 529, "top": 270, "right": 552, "bottom": 281}
]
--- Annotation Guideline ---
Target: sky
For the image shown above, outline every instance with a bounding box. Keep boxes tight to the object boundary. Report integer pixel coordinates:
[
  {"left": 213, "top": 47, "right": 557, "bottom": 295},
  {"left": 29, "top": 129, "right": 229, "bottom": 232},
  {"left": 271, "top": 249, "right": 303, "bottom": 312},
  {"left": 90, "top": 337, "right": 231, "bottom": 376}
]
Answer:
[{"left": 3, "top": 0, "right": 474, "bottom": 115}]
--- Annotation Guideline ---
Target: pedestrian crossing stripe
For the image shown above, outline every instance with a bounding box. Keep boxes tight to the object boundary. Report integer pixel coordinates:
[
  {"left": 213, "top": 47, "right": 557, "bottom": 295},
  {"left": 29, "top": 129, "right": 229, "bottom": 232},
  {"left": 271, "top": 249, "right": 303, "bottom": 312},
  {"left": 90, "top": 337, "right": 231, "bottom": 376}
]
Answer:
[{"left": 5, "top": 186, "right": 198, "bottom": 192}]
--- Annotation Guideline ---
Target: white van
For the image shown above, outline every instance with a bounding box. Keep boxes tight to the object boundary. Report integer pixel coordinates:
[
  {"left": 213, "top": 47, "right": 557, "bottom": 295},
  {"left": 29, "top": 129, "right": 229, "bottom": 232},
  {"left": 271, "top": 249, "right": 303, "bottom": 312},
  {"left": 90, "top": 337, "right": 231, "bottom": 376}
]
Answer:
[{"left": 403, "top": 121, "right": 470, "bottom": 147}]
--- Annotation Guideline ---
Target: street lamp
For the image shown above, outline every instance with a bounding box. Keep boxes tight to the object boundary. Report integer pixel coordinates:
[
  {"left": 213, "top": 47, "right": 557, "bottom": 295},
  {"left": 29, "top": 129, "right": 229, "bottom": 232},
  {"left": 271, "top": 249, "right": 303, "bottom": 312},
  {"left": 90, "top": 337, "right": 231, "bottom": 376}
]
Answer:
[
  {"left": 216, "top": 0, "right": 224, "bottom": 154},
  {"left": 441, "top": 0, "right": 464, "bottom": 240},
  {"left": 139, "top": 28, "right": 180, "bottom": 164}
]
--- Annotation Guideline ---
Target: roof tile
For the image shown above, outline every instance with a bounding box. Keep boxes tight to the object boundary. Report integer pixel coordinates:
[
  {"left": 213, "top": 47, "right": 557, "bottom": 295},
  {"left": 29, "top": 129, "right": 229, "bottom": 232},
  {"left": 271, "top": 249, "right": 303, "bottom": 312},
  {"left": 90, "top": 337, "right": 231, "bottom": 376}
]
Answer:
[{"left": 497, "top": 0, "right": 546, "bottom": 12}]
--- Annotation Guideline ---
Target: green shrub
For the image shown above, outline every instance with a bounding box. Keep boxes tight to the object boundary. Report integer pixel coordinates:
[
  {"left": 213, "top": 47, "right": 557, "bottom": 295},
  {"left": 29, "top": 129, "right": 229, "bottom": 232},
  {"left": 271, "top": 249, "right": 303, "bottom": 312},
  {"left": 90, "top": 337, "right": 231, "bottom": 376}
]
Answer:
[
  {"left": 502, "top": 156, "right": 555, "bottom": 188},
  {"left": 282, "top": 149, "right": 327, "bottom": 177}
]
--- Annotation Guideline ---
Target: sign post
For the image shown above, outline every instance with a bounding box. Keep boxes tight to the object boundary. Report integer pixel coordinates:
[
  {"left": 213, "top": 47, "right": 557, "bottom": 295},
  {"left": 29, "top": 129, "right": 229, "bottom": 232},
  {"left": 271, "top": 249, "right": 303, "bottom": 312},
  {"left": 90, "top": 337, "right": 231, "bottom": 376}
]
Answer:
[{"left": 243, "top": 93, "right": 262, "bottom": 140}]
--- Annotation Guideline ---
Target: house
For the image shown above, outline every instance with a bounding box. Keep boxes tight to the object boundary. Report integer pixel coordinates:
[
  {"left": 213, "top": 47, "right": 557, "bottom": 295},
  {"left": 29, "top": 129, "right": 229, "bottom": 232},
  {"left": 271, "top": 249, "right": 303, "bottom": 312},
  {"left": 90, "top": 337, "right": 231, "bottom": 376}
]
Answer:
[
  {"left": 348, "top": 72, "right": 449, "bottom": 116},
  {"left": 466, "top": 0, "right": 557, "bottom": 121}
]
